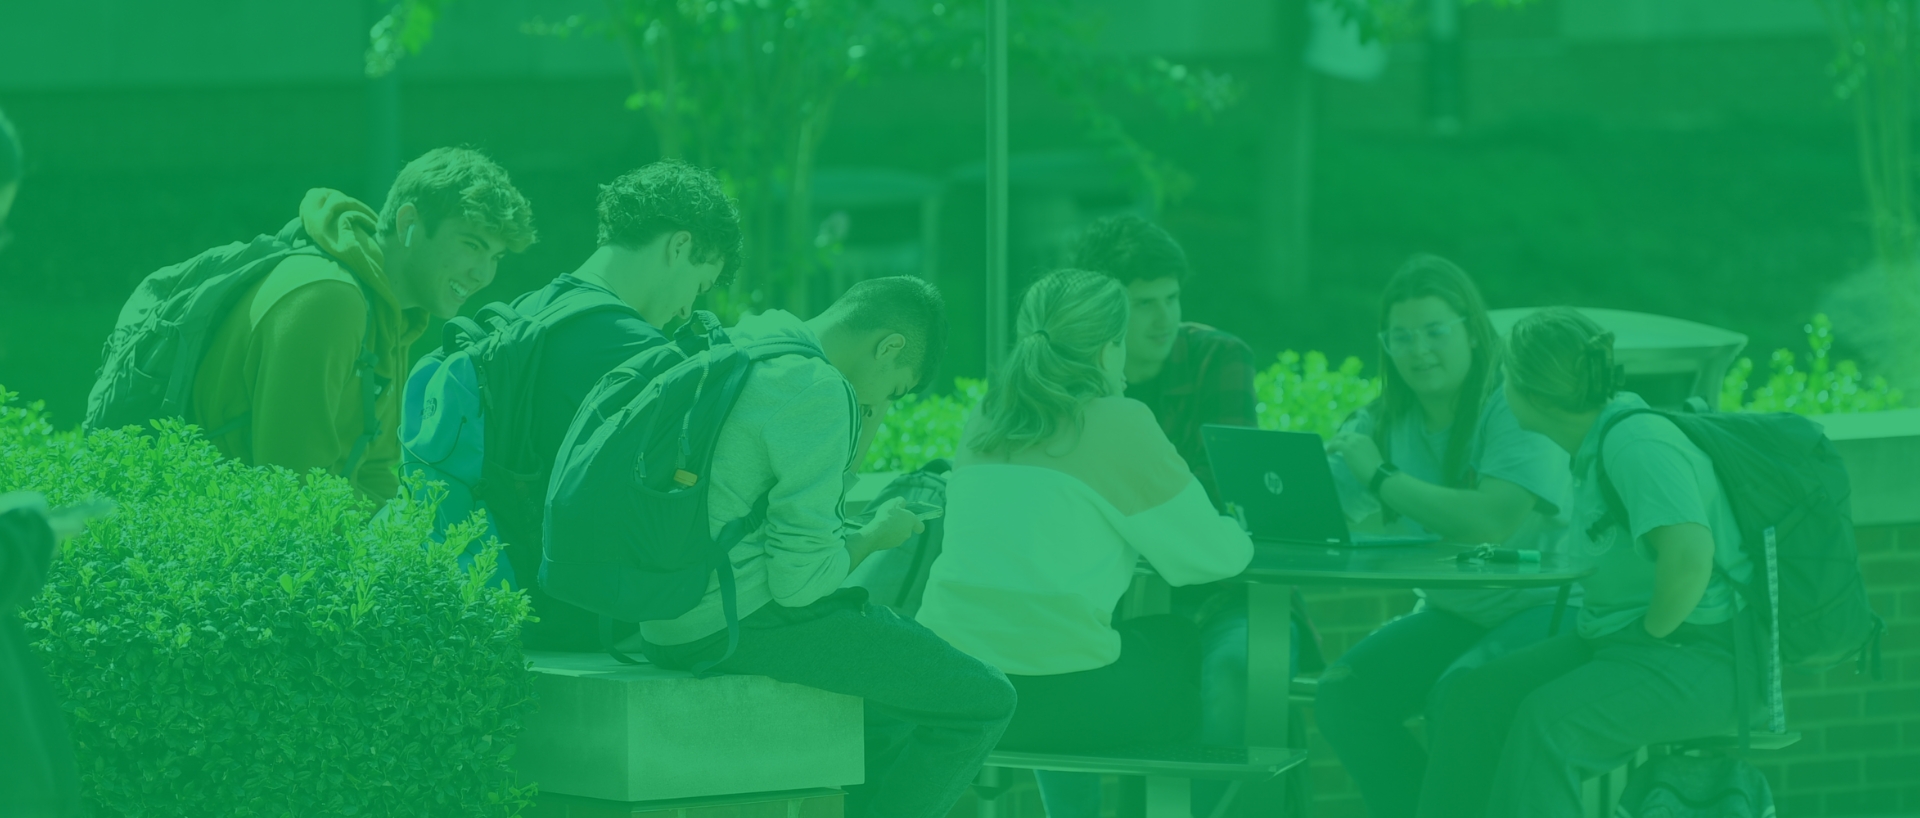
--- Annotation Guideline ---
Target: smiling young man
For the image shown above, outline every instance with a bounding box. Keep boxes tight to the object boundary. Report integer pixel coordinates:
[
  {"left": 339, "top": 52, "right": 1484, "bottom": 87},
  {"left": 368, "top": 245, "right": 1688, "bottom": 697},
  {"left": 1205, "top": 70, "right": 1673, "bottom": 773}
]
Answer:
[
  {"left": 190, "top": 147, "right": 536, "bottom": 502},
  {"left": 1071, "top": 215, "right": 1256, "bottom": 506},
  {"left": 511, "top": 160, "right": 742, "bottom": 650}
]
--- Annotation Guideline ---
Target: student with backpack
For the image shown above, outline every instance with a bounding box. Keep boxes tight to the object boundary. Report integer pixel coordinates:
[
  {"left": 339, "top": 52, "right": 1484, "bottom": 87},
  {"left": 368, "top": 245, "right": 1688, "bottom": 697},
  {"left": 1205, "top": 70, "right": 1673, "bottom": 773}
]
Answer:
[
  {"left": 551, "top": 276, "right": 1016, "bottom": 818},
  {"left": 400, "top": 160, "right": 737, "bottom": 649},
  {"left": 1314, "top": 257, "right": 1573, "bottom": 818},
  {"left": 1415, "top": 307, "right": 1763, "bottom": 818},
  {"left": 87, "top": 147, "right": 537, "bottom": 502}
]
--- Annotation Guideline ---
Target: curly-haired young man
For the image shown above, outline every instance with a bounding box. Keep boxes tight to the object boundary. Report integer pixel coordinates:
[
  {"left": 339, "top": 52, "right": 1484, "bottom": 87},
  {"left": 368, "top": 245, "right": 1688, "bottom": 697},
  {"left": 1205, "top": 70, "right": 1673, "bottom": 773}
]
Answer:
[
  {"left": 191, "top": 147, "right": 537, "bottom": 501},
  {"left": 511, "top": 159, "right": 744, "bottom": 650}
]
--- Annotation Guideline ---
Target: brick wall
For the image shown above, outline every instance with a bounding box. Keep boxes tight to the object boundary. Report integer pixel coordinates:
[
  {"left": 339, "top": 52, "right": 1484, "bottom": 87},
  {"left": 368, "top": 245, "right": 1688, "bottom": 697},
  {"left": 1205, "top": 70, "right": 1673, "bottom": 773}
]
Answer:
[{"left": 1299, "top": 524, "right": 1920, "bottom": 818}]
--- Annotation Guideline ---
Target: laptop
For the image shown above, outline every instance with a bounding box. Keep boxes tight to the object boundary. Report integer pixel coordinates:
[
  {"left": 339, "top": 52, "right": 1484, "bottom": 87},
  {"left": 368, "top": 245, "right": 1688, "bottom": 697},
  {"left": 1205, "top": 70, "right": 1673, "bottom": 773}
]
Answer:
[{"left": 1202, "top": 424, "right": 1440, "bottom": 548}]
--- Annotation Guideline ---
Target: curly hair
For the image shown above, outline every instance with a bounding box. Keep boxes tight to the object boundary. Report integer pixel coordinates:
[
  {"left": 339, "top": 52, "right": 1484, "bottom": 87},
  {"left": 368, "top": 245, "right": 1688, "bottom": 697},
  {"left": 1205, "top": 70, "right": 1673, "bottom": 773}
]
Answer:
[
  {"left": 1070, "top": 214, "right": 1189, "bottom": 285},
  {"left": 597, "top": 160, "right": 744, "bottom": 283},
  {"left": 376, "top": 146, "right": 537, "bottom": 252}
]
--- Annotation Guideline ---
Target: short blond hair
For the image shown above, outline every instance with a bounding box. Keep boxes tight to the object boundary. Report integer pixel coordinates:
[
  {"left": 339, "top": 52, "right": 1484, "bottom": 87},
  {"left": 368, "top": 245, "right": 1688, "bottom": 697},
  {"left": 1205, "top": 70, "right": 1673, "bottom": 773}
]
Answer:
[{"left": 377, "top": 147, "right": 537, "bottom": 252}]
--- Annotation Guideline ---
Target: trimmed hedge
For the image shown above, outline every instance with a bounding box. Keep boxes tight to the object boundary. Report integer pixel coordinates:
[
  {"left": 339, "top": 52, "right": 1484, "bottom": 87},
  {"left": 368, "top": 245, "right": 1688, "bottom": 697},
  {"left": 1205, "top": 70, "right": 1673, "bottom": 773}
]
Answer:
[{"left": 0, "top": 391, "right": 535, "bottom": 817}]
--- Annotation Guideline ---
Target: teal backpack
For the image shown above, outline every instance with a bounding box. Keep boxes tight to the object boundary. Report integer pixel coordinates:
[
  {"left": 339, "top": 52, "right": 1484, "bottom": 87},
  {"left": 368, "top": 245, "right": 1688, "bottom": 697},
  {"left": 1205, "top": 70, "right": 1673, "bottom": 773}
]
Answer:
[{"left": 399, "top": 285, "right": 640, "bottom": 584}]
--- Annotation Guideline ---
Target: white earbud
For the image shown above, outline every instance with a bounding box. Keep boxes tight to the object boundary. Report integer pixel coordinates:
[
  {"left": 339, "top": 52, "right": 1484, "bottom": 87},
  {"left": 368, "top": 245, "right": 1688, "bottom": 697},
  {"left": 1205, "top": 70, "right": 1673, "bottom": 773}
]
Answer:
[{"left": 406, "top": 225, "right": 417, "bottom": 248}]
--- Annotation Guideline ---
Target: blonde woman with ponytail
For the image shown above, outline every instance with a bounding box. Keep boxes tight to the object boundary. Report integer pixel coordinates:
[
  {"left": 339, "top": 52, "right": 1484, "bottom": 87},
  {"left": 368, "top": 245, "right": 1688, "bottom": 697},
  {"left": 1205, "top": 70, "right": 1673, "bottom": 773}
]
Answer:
[
  {"left": 917, "top": 269, "right": 1253, "bottom": 771},
  {"left": 1416, "top": 308, "right": 1760, "bottom": 818}
]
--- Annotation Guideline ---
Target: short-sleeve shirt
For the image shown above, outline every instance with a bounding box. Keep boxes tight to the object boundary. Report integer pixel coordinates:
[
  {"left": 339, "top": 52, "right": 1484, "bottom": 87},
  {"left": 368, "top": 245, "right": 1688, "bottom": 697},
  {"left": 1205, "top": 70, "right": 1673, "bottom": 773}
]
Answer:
[
  {"left": 1565, "top": 393, "right": 1753, "bottom": 639},
  {"left": 1335, "top": 387, "right": 1573, "bottom": 627}
]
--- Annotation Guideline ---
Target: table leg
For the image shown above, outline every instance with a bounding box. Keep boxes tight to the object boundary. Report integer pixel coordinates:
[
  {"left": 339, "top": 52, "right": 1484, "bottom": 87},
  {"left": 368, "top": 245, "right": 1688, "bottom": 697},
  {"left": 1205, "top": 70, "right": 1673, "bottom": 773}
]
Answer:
[
  {"left": 1245, "top": 583, "right": 1292, "bottom": 748},
  {"left": 1548, "top": 582, "right": 1572, "bottom": 637}
]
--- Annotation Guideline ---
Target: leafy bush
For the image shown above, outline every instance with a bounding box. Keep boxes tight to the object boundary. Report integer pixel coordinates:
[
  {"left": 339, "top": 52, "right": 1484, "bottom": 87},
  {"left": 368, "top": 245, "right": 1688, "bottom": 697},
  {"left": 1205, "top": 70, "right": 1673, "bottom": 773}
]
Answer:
[
  {"left": 865, "top": 378, "right": 987, "bottom": 473},
  {"left": 0, "top": 391, "right": 536, "bottom": 818},
  {"left": 1719, "top": 314, "right": 1905, "bottom": 415},
  {"left": 1255, "top": 350, "right": 1381, "bottom": 439}
]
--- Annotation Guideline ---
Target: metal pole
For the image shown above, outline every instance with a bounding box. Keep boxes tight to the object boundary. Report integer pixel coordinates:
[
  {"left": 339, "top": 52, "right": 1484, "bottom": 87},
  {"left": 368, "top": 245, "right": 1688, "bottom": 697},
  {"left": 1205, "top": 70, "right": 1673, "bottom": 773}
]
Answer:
[{"left": 984, "top": 0, "right": 1010, "bottom": 375}]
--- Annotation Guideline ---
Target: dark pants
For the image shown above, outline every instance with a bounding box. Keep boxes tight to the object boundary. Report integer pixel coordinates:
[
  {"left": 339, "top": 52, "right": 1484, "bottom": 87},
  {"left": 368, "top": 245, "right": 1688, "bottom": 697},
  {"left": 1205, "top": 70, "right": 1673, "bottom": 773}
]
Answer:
[
  {"left": 643, "top": 590, "right": 1016, "bottom": 818},
  {"left": 1417, "top": 617, "right": 1758, "bottom": 818},
  {"left": 0, "top": 503, "right": 84, "bottom": 818},
  {"left": 1314, "top": 605, "right": 1564, "bottom": 818},
  {"left": 999, "top": 615, "right": 1201, "bottom": 753}
]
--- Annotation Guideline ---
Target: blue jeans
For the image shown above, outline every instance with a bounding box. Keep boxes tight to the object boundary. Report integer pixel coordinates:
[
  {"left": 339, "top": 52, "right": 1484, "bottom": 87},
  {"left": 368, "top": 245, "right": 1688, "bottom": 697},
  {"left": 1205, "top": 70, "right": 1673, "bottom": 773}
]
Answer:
[
  {"left": 1314, "top": 604, "right": 1566, "bottom": 818},
  {"left": 1032, "top": 610, "right": 1290, "bottom": 818}
]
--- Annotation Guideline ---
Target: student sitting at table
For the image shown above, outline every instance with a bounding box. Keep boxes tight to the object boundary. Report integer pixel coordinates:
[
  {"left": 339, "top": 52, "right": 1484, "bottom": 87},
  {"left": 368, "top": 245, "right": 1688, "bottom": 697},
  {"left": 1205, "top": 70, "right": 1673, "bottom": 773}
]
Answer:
[
  {"left": 1415, "top": 307, "right": 1759, "bottom": 818},
  {"left": 916, "top": 269, "right": 1254, "bottom": 774},
  {"left": 1316, "top": 255, "right": 1574, "bottom": 818}
]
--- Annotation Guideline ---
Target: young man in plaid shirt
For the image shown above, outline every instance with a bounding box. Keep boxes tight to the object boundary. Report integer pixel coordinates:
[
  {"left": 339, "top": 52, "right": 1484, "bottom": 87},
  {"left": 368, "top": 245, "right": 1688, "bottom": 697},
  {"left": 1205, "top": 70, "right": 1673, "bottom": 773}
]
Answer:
[
  {"left": 1072, "top": 215, "right": 1258, "bottom": 509},
  {"left": 1045, "top": 215, "right": 1306, "bottom": 818}
]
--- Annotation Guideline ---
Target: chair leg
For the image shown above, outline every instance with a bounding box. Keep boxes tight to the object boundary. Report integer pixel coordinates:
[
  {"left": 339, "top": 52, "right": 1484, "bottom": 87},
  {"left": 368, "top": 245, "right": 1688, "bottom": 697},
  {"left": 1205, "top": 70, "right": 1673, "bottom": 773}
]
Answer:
[
  {"left": 1204, "top": 781, "right": 1244, "bottom": 818},
  {"left": 1144, "top": 776, "right": 1193, "bottom": 818},
  {"left": 974, "top": 766, "right": 1006, "bottom": 818}
]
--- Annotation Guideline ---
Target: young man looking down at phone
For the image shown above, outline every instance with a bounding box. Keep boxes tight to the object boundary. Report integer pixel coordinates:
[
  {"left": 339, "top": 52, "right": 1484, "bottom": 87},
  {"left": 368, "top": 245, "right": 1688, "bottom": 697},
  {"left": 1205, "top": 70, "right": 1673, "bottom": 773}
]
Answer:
[{"left": 634, "top": 277, "right": 1016, "bottom": 818}]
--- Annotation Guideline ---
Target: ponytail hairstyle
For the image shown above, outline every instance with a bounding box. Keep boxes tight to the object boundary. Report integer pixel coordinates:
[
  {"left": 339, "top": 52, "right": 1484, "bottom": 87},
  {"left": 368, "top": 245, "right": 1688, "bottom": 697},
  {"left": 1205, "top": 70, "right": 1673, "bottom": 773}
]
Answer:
[
  {"left": 1372, "top": 255, "right": 1501, "bottom": 487},
  {"left": 969, "top": 269, "right": 1130, "bottom": 456},
  {"left": 1505, "top": 307, "right": 1622, "bottom": 414}
]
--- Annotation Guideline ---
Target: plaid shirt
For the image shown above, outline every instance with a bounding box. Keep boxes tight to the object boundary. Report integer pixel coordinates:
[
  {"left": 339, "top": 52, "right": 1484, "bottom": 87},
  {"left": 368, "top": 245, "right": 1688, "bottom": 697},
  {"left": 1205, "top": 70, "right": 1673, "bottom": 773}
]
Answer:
[{"left": 1125, "top": 322, "right": 1258, "bottom": 509}]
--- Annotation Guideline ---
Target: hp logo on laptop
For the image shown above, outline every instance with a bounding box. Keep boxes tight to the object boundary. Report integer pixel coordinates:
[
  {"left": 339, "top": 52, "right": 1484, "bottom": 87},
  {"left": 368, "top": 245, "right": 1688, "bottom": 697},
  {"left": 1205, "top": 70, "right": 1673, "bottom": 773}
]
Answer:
[{"left": 1263, "top": 471, "right": 1285, "bottom": 495}]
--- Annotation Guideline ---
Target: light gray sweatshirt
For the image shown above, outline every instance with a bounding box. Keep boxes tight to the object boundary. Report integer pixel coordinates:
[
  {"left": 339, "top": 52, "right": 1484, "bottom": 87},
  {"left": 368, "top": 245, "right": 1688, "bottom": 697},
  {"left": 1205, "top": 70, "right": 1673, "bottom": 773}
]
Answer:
[{"left": 638, "top": 310, "right": 861, "bottom": 645}]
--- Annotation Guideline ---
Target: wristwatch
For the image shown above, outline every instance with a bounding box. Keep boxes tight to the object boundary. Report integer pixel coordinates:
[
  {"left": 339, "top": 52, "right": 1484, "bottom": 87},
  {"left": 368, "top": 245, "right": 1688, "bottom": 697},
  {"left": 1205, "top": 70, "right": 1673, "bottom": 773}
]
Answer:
[{"left": 1368, "top": 462, "right": 1402, "bottom": 496}]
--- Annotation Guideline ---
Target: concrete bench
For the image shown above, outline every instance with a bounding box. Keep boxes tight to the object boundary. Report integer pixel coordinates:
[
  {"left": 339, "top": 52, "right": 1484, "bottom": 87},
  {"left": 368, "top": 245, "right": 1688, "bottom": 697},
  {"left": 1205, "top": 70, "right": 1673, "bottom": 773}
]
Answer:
[{"left": 514, "top": 651, "right": 865, "bottom": 803}]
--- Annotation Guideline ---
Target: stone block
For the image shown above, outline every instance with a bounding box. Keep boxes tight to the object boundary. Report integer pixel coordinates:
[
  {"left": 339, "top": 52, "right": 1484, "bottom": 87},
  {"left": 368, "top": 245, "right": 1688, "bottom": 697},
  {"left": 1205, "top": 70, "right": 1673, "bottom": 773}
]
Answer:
[
  {"left": 516, "top": 652, "right": 864, "bottom": 803},
  {"left": 1813, "top": 409, "right": 1920, "bottom": 527}
]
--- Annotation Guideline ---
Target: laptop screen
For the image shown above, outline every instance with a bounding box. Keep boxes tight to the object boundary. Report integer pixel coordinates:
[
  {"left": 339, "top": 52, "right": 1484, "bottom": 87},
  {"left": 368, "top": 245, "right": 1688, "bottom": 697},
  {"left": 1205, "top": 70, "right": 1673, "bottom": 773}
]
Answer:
[{"left": 1201, "top": 425, "right": 1349, "bottom": 546}]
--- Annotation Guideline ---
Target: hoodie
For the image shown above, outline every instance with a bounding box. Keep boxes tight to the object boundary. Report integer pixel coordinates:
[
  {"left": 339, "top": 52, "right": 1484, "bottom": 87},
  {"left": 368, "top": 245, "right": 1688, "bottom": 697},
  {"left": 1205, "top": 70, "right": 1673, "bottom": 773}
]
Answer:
[
  {"left": 190, "top": 189, "right": 430, "bottom": 502},
  {"left": 637, "top": 310, "right": 863, "bottom": 646}
]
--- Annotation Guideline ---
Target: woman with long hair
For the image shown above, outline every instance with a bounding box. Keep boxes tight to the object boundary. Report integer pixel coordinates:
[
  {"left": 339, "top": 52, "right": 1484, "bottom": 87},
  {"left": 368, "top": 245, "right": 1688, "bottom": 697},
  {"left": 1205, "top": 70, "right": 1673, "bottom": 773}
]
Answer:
[
  {"left": 1415, "top": 307, "right": 1759, "bottom": 818},
  {"left": 1315, "top": 256, "right": 1574, "bottom": 818},
  {"left": 917, "top": 269, "right": 1252, "bottom": 809}
]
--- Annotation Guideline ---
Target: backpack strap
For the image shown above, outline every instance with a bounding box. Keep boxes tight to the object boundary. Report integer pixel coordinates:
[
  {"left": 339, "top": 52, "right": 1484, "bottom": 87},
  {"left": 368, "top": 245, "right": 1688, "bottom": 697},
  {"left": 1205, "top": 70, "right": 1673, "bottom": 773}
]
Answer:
[
  {"left": 206, "top": 249, "right": 386, "bottom": 482},
  {"left": 1595, "top": 407, "right": 1769, "bottom": 753},
  {"left": 598, "top": 494, "right": 776, "bottom": 671},
  {"left": 689, "top": 494, "right": 774, "bottom": 675}
]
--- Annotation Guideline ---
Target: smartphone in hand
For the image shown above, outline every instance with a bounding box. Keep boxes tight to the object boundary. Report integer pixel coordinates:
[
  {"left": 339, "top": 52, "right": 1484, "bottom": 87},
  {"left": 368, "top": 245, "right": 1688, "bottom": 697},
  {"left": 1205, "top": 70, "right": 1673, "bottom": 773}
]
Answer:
[{"left": 901, "top": 501, "right": 944, "bottom": 521}]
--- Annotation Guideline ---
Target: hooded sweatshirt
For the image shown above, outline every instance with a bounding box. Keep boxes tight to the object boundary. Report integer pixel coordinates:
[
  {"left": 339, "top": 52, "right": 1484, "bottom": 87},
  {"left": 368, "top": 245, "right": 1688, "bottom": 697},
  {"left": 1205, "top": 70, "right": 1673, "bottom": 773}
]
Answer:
[
  {"left": 638, "top": 309, "right": 863, "bottom": 646},
  {"left": 191, "top": 189, "right": 430, "bottom": 502}
]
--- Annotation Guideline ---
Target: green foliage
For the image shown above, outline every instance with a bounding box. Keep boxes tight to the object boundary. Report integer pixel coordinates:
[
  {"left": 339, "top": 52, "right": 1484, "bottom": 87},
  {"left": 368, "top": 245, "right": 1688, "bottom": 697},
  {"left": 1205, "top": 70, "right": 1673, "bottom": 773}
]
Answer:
[
  {"left": 865, "top": 378, "right": 986, "bottom": 473},
  {"left": 1719, "top": 314, "right": 1905, "bottom": 415},
  {"left": 370, "top": 0, "right": 1235, "bottom": 313},
  {"left": 1255, "top": 351, "right": 1381, "bottom": 439},
  {"left": 862, "top": 356, "right": 1383, "bottom": 473},
  {"left": 0, "top": 391, "right": 535, "bottom": 818}
]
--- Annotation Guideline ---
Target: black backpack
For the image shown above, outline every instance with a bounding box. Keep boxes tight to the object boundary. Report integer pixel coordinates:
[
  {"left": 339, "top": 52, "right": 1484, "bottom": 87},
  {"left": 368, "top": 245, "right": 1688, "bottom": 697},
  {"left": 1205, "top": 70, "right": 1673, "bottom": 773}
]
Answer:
[
  {"left": 398, "top": 283, "right": 643, "bottom": 584},
  {"left": 1593, "top": 408, "right": 1886, "bottom": 739},
  {"left": 842, "top": 460, "right": 950, "bottom": 617},
  {"left": 542, "top": 315, "right": 828, "bottom": 667},
  {"left": 1612, "top": 755, "right": 1776, "bottom": 818},
  {"left": 85, "top": 218, "right": 382, "bottom": 476}
]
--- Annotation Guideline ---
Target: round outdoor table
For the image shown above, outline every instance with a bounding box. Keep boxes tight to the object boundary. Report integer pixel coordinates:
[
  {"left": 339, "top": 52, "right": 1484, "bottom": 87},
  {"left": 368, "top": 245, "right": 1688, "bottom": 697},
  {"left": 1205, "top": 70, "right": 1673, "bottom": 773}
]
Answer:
[{"left": 1231, "top": 541, "right": 1595, "bottom": 750}]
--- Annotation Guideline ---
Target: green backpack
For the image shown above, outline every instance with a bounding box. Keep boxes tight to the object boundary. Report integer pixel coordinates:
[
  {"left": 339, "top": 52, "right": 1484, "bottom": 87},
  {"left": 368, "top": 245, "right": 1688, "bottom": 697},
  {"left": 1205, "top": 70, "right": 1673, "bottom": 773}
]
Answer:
[{"left": 85, "top": 218, "right": 382, "bottom": 476}]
